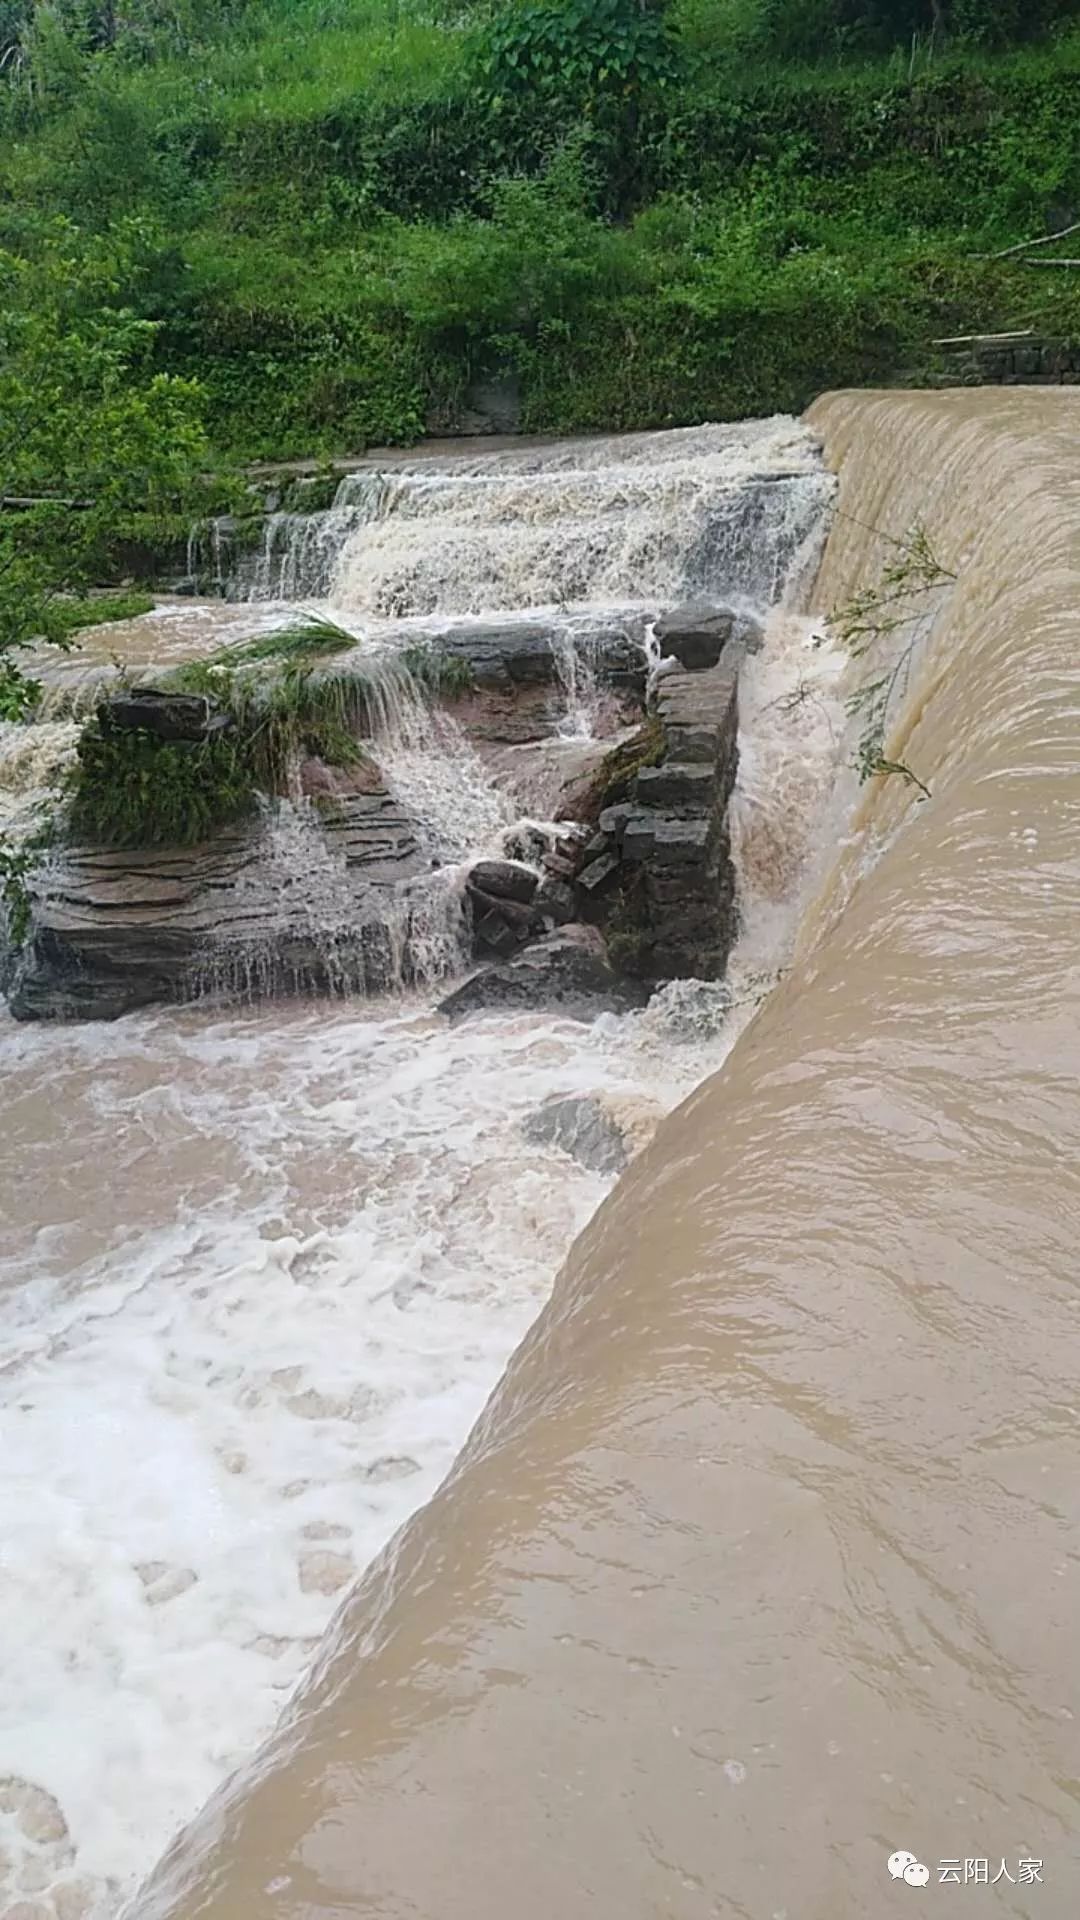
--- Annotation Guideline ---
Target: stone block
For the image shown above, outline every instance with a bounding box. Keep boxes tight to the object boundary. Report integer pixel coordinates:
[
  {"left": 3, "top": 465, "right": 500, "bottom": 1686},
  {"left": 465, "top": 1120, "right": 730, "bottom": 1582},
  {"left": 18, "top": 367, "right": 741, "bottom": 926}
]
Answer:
[
  {"left": 659, "top": 721, "right": 720, "bottom": 765},
  {"left": 650, "top": 818, "right": 711, "bottom": 865},
  {"left": 575, "top": 850, "right": 621, "bottom": 896},
  {"left": 99, "top": 688, "right": 229, "bottom": 744},
  {"left": 598, "top": 803, "right": 635, "bottom": 841},
  {"left": 634, "top": 763, "right": 715, "bottom": 811},
  {"left": 653, "top": 603, "right": 739, "bottom": 671},
  {"left": 654, "top": 603, "right": 761, "bottom": 674},
  {"left": 620, "top": 813, "right": 658, "bottom": 862},
  {"left": 466, "top": 859, "right": 539, "bottom": 905}
]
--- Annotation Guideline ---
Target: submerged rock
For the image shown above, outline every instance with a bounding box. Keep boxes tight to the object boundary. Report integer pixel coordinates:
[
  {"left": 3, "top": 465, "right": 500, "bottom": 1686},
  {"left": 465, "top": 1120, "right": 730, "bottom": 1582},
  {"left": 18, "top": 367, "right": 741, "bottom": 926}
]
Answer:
[
  {"left": 437, "top": 925, "right": 646, "bottom": 1024},
  {"left": 522, "top": 1095, "right": 629, "bottom": 1175}
]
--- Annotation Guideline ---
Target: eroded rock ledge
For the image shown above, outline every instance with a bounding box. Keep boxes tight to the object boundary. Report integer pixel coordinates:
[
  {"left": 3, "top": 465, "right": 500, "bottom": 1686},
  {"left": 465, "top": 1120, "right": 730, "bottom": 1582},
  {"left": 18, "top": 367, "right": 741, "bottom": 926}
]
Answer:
[{"left": 5, "top": 606, "right": 753, "bottom": 1023}]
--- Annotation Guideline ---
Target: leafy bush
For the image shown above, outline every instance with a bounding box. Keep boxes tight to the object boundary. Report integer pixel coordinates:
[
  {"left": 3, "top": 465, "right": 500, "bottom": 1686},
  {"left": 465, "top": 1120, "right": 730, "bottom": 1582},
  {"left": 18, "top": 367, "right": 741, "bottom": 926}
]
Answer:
[
  {"left": 1, "top": 0, "right": 1079, "bottom": 461},
  {"left": 67, "top": 646, "right": 376, "bottom": 849},
  {"left": 53, "top": 589, "right": 154, "bottom": 631},
  {"left": 69, "top": 722, "right": 258, "bottom": 847},
  {"left": 0, "top": 217, "right": 210, "bottom": 715}
]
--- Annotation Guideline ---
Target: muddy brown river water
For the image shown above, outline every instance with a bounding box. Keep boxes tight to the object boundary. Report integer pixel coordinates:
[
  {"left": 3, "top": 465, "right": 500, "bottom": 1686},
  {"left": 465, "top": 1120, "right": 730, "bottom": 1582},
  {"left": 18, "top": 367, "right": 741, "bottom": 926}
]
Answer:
[
  {"left": 3, "top": 392, "right": 1078, "bottom": 1920},
  {"left": 127, "top": 389, "right": 1080, "bottom": 1920}
]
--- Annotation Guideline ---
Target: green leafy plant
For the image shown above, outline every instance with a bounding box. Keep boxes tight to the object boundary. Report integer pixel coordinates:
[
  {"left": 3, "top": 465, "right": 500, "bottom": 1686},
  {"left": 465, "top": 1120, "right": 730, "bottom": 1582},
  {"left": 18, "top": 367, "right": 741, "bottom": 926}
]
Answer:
[
  {"left": 401, "top": 644, "right": 476, "bottom": 697},
  {"left": 477, "top": 0, "right": 681, "bottom": 110},
  {"left": 0, "top": 826, "right": 47, "bottom": 943},
  {"left": 66, "top": 635, "right": 381, "bottom": 848},
  {"left": 68, "top": 721, "right": 258, "bottom": 847},
  {"left": 52, "top": 588, "right": 155, "bottom": 632},
  {"left": 209, "top": 615, "right": 358, "bottom": 669},
  {"left": 0, "top": 218, "right": 210, "bottom": 714},
  {"left": 828, "top": 517, "right": 957, "bottom": 796},
  {"left": 3, "top": 0, "right": 1080, "bottom": 460}
]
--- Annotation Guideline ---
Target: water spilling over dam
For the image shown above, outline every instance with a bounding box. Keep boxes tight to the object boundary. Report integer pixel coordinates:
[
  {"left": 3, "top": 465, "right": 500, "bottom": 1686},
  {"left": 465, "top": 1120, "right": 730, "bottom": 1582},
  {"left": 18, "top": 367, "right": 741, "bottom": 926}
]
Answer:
[
  {"left": 114, "top": 388, "right": 1080, "bottom": 1920},
  {"left": 0, "top": 418, "right": 851, "bottom": 1916}
]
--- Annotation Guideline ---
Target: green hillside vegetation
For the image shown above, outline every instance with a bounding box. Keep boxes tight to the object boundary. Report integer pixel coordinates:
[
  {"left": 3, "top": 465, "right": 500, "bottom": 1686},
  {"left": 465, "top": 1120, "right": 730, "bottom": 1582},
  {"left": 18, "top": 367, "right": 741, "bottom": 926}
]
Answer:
[{"left": 1, "top": 0, "right": 1079, "bottom": 459}]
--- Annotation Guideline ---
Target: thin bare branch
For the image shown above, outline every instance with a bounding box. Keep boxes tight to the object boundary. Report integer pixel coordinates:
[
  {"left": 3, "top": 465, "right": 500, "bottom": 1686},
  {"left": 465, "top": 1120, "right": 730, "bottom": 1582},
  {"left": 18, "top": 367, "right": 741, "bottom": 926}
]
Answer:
[{"left": 973, "top": 221, "right": 1080, "bottom": 262}]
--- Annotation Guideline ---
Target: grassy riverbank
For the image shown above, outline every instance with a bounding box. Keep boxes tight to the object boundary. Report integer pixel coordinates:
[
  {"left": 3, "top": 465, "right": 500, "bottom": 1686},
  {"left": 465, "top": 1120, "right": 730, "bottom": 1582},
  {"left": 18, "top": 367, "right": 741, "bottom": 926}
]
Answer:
[{"left": 1, "top": 1, "right": 1079, "bottom": 459}]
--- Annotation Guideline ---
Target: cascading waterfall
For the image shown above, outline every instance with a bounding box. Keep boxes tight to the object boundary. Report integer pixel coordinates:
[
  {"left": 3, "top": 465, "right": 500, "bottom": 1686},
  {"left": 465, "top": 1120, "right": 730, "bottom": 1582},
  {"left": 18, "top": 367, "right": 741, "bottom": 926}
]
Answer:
[
  {"left": 0, "top": 416, "right": 837, "bottom": 1009},
  {"left": 236, "top": 418, "right": 830, "bottom": 623},
  {"left": 241, "top": 487, "right": 377, "bottom": 602},
  {"left": 0, "top": 721, "right": 79, "bottom": 837},
  {"left": 0, "top": 414, "right": 859, "bottom": 1920},
  {"left": 357, "top": 654, "right": 514, "bottom": 863}
]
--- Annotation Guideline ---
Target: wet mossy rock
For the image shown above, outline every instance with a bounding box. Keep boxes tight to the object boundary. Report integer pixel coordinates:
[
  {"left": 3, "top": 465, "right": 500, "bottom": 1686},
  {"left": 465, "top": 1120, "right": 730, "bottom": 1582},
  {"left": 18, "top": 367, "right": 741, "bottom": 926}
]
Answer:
[
  {"left": 568, "top": 716, "right": 666, "bottom": 829},
  {"left": 100, "top": 689, "right": 231, "bottom": 744}
]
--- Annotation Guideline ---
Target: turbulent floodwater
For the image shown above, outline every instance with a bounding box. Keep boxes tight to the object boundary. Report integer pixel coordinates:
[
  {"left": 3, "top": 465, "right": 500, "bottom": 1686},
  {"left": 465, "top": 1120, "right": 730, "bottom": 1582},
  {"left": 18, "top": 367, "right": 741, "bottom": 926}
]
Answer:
[
  {"left": 0, "top": 419, "right": 846, "bottom": 1917},
  {"left": 126, "top": 388, "right": 1080, "bottom": 1920},
  {"left": 0, "top": 985, "right": 741, "bottom": 1914}
]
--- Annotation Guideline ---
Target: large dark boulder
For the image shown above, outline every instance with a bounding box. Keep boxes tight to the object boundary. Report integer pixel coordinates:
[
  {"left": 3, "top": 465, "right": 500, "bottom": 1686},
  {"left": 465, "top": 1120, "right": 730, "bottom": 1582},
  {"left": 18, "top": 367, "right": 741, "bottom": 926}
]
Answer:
[
  {"left": 465, "top": 860, "right": 539, "bottom": 906},
  {"left": 428, "top": 617, "right": 648, "bottom": 695},
  {"left": 437, "top": 926, "right": 647, "bottom": 1024},
  {"left": 99, "top": 687, "right": 230, "bottom": 743}
]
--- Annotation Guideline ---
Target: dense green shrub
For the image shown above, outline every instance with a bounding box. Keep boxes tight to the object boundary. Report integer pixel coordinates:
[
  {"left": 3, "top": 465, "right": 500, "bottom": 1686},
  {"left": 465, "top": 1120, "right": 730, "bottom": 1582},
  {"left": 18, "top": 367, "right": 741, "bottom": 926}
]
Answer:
[
  {"left": 1, "top": 0, "right": 1079, "bottom": 459},
  {"left": 68, "top": 627, "right": 378, "bottom": 847},
  {"left": 69, "top": 722, "right": 258, "bottom": 847}
]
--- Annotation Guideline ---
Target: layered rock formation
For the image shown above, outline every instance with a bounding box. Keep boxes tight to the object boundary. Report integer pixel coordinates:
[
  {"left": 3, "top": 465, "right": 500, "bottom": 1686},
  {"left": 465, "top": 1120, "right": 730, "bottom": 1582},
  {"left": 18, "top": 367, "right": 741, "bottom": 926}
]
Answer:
[
  {"left": 7, "top": 784, "right": 436, "bottom": 1022},
  {"left": 4, "top": 606, "right": 752, "bottom": 1021}
]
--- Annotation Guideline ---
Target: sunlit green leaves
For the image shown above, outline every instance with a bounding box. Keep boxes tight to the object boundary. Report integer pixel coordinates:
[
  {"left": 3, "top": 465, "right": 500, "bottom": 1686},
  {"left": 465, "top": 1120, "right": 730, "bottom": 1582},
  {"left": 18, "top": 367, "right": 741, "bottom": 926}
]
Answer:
[{"left": 0, "top": 217, "right": 209, "bottom": 703}]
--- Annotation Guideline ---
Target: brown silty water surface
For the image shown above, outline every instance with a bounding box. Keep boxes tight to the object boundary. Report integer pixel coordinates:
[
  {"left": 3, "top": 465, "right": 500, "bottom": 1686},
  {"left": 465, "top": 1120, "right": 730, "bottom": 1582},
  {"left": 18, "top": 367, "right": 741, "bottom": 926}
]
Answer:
[{"left": 126, "top": 389, "right": 1080, "bottom": 1919}]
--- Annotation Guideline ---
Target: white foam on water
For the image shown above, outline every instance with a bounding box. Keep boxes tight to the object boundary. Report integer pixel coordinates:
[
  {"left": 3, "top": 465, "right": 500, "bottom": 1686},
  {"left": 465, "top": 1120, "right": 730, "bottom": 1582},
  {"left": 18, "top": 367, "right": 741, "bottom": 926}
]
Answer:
[
  {"left": 328, "top": 420, "right": 830, "bottom": 619},
  {"left": 0, "top": 993, "right": 737, "bottom": 1918},
  {"left": 0, "top": 415, "right": 847, "bottom": 1918},
  {"left": 0, "top": 722, "right": 79, "bottom": 838}
]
